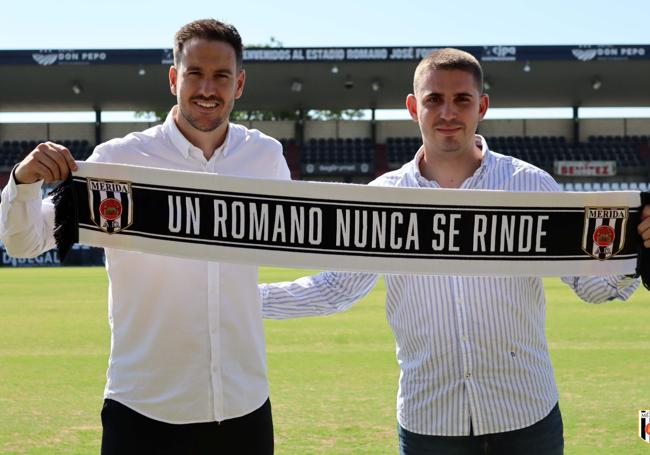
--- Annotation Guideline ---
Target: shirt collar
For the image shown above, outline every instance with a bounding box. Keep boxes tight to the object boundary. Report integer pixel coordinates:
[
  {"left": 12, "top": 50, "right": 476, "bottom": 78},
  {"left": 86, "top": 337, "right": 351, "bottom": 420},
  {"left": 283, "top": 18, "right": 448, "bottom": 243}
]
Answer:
[
  {"left": 163, "top": 106, "right": 232, "bottom": 160},
  {"left": 409, "top": 134, "right": 493, "bottom": 186},
  {"left": 474, "top": 134, "right": 493, "bottom": 178}
]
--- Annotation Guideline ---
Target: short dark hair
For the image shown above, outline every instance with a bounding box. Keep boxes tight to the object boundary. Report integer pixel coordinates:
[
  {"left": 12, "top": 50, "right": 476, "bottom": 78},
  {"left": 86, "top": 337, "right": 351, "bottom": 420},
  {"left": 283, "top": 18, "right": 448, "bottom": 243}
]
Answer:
[
  {"left": 173, "top": 19, "right": 243, "bottom": 69},
  {"left": 413, "top": 48, "right": 483, "bottom": 94}
]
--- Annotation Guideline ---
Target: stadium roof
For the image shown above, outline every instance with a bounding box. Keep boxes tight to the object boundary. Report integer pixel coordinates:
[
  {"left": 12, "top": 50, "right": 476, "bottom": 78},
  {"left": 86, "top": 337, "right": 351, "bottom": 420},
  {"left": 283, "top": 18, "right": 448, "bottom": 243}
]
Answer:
[{"left": 1, "top": 44, "right": 649, "bottom": 112}]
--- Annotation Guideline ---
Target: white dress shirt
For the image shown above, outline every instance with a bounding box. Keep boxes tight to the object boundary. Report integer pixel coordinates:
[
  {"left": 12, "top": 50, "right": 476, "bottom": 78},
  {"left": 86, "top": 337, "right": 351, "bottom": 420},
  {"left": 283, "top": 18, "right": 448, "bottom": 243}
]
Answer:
[
  {"left": 261, "top": 136, "right": 639, "bottom": 436},
  {"left": 0, "top": 108, "right": 290, "bottom": 423}
]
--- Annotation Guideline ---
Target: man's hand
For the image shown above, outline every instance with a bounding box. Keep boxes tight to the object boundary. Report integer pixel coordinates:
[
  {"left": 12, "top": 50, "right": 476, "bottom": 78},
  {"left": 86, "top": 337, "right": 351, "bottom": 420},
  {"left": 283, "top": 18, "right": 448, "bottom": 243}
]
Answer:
[
  {"left": 14, "top": 142, "right": 78, "bottom": 184},
  {"left": 639, "top": 205, "right": 650, "bottom": 248}
]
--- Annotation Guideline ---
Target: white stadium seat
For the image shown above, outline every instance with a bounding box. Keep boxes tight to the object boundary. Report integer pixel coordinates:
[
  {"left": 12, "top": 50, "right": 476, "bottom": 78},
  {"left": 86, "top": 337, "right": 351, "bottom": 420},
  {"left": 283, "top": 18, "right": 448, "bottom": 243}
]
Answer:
[
  {"left": 583, "top": 182, "right": 593, "bottom": 191},
  {"left": 591, "top": 182, "right": 601, "bottom": 191},
  {"left": 639, "top": 182, "right": 649, "bottom": 191},
  {"left": 601, "top": 182, "right": 611, "bottom": 191},
  {"left": 564, "top": 182, "right": 574, "bottom": 191},
  {"left": 573, "top": 182, "right": 583, "bottom": 191},
  {"left": 629, "top": 182, "right": 639, "bottom": 190},
  {"left": 620, "top": 182, "right": 630, "bottom": 190},
  {"left": 611, "top": 182, "right": 621, "bottom": 190}
]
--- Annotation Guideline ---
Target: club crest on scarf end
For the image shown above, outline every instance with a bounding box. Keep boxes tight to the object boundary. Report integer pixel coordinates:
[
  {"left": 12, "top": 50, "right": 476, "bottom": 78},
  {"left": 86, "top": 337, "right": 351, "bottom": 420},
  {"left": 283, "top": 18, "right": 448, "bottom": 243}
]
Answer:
[{"left": 86, "top": 178, "right": 133, "bottom": 234}]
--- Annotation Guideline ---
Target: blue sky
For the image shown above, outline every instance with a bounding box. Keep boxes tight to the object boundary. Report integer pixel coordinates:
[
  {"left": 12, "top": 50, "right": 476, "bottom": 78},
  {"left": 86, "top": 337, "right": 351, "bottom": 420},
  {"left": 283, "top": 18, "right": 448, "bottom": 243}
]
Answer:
[
  {"left": 1, "top": 0, "right": 649, "bottom": 121},
  {"left": 3, "top": 0, "right": 649, "bottom": 48}
]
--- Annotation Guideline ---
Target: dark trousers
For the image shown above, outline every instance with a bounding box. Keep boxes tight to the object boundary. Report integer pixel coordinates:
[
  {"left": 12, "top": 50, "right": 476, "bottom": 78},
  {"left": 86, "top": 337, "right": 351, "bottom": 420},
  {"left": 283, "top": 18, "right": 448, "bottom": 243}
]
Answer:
[
  {"left": 101, "top": 398, "right": 273, "bottom": 455},
  {"left": 398, "top": 403, "right": 563, "bottom": 455}
]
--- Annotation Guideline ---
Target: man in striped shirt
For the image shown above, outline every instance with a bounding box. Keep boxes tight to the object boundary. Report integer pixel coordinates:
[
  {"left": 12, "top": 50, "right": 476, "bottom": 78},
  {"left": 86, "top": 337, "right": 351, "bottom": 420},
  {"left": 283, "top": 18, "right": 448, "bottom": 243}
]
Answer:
[{"left": 260, "top": 48, "right": 650, "bottom": 454}]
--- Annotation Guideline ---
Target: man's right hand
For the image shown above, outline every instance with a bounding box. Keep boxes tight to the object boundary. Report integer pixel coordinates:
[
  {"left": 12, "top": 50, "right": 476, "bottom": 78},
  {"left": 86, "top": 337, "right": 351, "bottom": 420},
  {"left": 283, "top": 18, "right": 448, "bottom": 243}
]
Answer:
[{"left": 14, "top": 142, "right": 78, "bottom": 184}]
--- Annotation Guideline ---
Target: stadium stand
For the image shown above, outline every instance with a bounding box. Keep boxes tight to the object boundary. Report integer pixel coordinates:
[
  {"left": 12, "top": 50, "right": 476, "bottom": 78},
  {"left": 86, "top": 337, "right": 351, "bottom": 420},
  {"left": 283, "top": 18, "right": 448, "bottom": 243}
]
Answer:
[
  {"left": 384, "top": 135, "right": 650, "bottom": 173},
  {"left": 301, "top": 137, "right": 374, "bottom": 164},
  {"left": 386, "top": 136, "right": 421, "bottom": 165},
  {"left": 1, "top": 133, "right": 649, "bottom": 190},
  {"left": 0, "top": 139, "right": 94, "bottom": 167}
]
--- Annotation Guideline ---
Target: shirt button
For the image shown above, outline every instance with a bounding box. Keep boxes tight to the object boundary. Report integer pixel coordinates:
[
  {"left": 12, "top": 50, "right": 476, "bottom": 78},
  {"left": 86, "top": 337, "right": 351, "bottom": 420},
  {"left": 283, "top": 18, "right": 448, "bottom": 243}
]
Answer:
[{"left": 465, "top": 372, "right": 471, "bottom": 379}]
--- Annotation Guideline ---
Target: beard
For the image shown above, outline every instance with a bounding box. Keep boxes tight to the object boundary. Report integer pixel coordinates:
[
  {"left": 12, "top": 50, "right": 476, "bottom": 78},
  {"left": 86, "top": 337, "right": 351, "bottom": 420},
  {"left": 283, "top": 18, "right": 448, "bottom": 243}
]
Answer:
[
  {"left": 437, "top": 135, "right": 463, "bottom": 153},
  {"left": 431, "top": 121, "right": 467, "bottom": 153},
  {"left": 179, "top": 97, "right": 231, "bottom": 133}
]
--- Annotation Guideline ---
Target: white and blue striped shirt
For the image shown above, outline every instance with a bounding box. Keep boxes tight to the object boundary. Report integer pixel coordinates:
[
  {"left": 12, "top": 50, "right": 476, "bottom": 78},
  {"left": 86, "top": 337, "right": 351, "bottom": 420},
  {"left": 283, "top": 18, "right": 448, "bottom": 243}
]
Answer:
[{"left": 260, "top": 136, "right": 639, "bottom": 436}]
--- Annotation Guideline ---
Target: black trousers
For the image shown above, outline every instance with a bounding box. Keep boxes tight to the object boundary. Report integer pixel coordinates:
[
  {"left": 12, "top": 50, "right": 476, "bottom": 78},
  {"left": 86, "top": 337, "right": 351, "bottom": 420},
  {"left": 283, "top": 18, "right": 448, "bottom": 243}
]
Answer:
[{"left": 101, "top": 398, "right": 273, "bottom": 455}]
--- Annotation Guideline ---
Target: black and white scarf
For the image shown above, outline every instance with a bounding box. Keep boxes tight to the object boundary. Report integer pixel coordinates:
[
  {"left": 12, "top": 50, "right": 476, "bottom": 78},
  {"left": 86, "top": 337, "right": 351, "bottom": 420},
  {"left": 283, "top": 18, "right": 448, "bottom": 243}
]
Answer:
[{"left": 51, "top": 162, "right": 650, "bottom": 288}]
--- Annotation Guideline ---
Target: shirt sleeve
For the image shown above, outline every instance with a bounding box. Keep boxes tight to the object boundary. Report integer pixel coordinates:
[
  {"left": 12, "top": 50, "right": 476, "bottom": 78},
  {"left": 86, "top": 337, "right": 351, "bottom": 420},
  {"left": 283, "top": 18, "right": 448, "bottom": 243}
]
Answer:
[
  {"left": 276, "top": 154, "right": 291, "bottom": 181},
  {"left": 272, "top": 142, "right": 291, "bottom": 181},
  {"left": 560, "top": 275, "right": 639, "bottom": 303},
  {"left": 260, "top": 271, "right": 379, "bottom": 319},
  {"left": 537, "top": 170, "right": 641, "bottom": 302},
  {"left": 0, "top": 168, "right": 56, "bottom": 258}
]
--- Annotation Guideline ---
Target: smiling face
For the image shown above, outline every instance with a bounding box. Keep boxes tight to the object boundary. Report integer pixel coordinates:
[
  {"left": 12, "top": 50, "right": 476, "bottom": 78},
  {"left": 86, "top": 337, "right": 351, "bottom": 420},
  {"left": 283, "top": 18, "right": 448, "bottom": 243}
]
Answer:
[
  {"left": 407, "top": 68, "right": 489, "bottom": 159},
  {"left": 169, "top": 38, "right": 245, "bottom": 138}
]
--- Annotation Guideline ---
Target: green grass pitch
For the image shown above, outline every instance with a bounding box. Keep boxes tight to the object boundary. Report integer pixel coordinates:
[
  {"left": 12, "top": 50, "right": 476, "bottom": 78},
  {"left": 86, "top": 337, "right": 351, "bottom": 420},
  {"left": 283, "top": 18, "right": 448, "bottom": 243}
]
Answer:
[{"left": 1, "top": 267, "right": 649, "bottom": 454}]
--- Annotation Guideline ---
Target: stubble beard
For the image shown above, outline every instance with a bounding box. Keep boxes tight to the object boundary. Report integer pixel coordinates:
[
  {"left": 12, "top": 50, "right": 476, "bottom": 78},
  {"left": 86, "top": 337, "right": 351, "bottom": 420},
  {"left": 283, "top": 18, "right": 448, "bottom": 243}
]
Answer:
[
  {"left": 431, "top": 122, "right": 471, "bottom": 154},
  {"left": 437, "top": 136, "right": 462, "bottom": 153},
  {"left": 179, "top": 99, "right": 231, "bottom": 133},
  {"left": 429, "top": 131, "right": 465, "bottom": 155}
]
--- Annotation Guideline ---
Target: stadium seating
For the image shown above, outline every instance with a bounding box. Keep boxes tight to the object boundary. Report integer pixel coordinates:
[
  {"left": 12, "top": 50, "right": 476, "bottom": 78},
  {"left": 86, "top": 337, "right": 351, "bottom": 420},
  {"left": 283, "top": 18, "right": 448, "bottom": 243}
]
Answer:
[
  {"left": 301, "top": 137, "right": 374, "bottom": 164},
  {"left": 2, "top": 135, "right": 649, "bottom": 185},
  {"left": 0, "top": 139, "right": 94, "bottom": 168},
  {"left": 384, "top": 135, "right": 650, "bottom": 172},
  {"left": 489, "top": 135, "right": 648, "bottom": 170},
  {"left": 385, "top": 136, "right": 422, "bottom": 164},
  {"left": 560, "top": 180, "right": 650, "bottom": 192}
]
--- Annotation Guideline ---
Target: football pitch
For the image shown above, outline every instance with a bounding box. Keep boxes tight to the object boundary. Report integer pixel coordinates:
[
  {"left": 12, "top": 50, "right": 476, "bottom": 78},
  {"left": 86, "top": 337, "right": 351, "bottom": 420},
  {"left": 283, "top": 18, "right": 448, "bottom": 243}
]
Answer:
[{"left": 1, "top": 267, "right": 649, "bottom": 454}]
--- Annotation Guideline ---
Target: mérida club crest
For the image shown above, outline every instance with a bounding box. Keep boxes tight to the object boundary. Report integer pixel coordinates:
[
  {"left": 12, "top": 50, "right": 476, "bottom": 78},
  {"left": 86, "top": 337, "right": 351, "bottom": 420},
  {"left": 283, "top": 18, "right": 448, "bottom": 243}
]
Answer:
[
  {"left": 581, "top": 207, "right": 629, "bottom": 260},
  {"left": 87, "top": 178, "right": 133, "bottom": 234}
]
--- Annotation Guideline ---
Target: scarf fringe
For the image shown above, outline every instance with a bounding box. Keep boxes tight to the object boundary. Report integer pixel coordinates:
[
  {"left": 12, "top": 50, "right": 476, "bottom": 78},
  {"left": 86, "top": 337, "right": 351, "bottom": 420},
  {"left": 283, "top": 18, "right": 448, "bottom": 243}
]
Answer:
[{"left": 50, "top": 175, "right": 79, "bottom": 262}]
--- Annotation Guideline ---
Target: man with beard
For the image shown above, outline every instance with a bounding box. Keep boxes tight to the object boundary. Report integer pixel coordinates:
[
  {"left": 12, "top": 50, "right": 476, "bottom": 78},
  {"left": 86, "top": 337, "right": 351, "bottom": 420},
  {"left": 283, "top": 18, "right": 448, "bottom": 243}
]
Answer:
[{"left": 0, "top": 19, "right": 289, "bottom": 454}]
